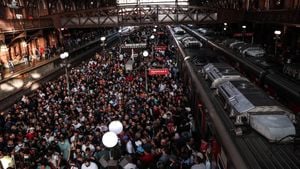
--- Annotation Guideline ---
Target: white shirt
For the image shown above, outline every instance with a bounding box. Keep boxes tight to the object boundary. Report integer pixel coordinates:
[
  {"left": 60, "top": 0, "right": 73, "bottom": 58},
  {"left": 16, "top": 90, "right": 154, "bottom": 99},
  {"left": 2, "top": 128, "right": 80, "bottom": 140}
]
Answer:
[
  {"left": 44, "top": 135, "right": 55, "bottom": 144},
  {"left": 73, "top": 122, "right": 82, "bottom": 130},
  {"left": 126, "top": 140, "right": 135, "bottom": 154},
  {"left": 81, "top": 162, "right": 98, "bottom": 169},
  {"left": 82, "top": 143, "right": 96, "bottom": 153},
  {"left": 191, "top": 163, "right": 206, "bottom": 169}
]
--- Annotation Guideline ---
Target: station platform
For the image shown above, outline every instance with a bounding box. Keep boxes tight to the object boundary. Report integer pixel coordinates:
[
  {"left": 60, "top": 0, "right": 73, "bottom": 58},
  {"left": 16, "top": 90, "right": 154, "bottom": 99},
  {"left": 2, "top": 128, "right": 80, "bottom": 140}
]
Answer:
[
  {"left": 0, "top": 57, "right": 60, "bottom": 111},
  {"left": 1, "top": 57, "right": 55, "bottom": 80},
  {"left": 0, "top": 33, "right": 117, "bottom": 111}
]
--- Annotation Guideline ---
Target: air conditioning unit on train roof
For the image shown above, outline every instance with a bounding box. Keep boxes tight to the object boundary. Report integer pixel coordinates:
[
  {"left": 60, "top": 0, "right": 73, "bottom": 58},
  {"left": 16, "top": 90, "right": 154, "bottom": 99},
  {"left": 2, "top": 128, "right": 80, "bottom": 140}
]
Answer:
[
  {"left": 235, "top": 115, "right": 248, "bottom": 125},
  {"left": 250, "top": 114, "right": 296, "bottom": 142}
]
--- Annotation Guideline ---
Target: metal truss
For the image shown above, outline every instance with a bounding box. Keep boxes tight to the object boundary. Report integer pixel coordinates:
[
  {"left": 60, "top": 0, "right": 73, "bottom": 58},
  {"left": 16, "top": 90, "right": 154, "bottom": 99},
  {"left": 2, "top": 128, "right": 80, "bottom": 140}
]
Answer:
[{"left": 57, "top": 5, "right": 218, "bottom": 28}]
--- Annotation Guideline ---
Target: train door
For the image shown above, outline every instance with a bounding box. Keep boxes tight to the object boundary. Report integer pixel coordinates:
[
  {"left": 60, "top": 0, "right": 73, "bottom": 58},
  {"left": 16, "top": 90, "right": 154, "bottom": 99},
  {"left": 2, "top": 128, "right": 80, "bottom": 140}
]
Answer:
[
  {"left": 191, "top": 94, "right": 209, "bottom": 140},
  {"left": 197, "top": 101, "right": 207, "bottom": 138}
]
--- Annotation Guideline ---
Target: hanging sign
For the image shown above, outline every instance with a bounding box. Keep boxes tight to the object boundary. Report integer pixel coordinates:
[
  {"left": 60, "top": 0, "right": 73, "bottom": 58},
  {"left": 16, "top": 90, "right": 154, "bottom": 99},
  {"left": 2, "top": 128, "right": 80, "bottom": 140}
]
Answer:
[{"left": 148, "top": 68, "right": 169, "bottom": 75}]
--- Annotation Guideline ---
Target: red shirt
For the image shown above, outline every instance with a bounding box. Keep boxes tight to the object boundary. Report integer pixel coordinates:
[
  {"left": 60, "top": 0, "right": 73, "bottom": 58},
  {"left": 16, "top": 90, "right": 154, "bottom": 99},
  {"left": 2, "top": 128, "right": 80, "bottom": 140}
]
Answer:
[
  {"left": 126, "top": 75, "right": 133, "bottom": 82},
  {"left": 140, "top": 153, "right": 154, "bottom": 165},
  {"left": 26, "top": 132, "right": 36, "bottom": 140}
]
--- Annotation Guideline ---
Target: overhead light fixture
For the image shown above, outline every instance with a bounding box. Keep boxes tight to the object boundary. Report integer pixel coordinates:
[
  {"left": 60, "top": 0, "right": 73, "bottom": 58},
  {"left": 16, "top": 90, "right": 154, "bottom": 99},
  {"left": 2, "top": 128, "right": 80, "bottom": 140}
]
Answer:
[
  {"left": 60, "top": 52, "right": 69, "bottom": 59},
  {"left": 142, "top": 50, "right": 149, "bottom": 57},
  {"left": 100, "top": 36, "right": 106, "bottom": 42},
  {"left": 242, "top": 25, "right": 246, "bottom": 29},
  {"left": 274, "top": 30, "right": 281, "bottom": 35}
]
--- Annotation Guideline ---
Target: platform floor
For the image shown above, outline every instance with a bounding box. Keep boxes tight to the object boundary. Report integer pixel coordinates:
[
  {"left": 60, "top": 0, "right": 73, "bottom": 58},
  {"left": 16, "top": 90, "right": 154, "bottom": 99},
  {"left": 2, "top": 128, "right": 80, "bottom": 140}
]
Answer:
[{"left": 0, "top": 57, "right": 59, "bottom": 110}]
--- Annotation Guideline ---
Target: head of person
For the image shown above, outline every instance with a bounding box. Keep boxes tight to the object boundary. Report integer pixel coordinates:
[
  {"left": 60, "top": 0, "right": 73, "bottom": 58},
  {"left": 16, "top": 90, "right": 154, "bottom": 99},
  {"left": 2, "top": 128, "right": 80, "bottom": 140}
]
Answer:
[{"left": 84, "top": 158, "right": 91, "bottom": 167}]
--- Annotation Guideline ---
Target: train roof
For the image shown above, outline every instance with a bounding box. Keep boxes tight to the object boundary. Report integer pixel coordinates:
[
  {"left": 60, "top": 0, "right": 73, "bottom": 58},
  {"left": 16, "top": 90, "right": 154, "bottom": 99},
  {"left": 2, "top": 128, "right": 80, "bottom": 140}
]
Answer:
[
  {"left": 235, "top": 132, "right": 300, "bottom": 169},
  {"left": 218, "top": 80, "right": 281, "bottom": 108},
  {"left": 203, "top": 63, "right": 241, "bottom": 77}
]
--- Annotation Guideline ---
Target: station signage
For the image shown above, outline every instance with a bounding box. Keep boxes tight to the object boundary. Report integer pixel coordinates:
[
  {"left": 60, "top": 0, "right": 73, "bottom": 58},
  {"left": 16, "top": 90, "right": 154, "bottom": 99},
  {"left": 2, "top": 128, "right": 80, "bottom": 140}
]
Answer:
[
  {"left": 123, "top": 43, "right": 147, "bottom": 48},
  {"left": 148, "top": 68, "right": 169, "bottom": 75}
]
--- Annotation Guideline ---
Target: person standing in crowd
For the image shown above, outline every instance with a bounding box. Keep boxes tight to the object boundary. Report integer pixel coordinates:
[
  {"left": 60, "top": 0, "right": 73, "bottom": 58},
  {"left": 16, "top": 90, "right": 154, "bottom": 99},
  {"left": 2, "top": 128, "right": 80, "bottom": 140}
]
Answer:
[
  {"left": 191, "top": 152, "right": 206, "bottom": 169},
  {"left": 8, "top": 58, "right": 14, "bottom": 73},
  {"left": 81, "top": 158, "right": 98, "bottom": 169},
  {"left": 45, "top": 46, "right": 51, "bottom": 60},
  {"left": 35, "top": 47, "right": 41, "bottom": 61},
  {"left": 24, "top": 53, "right": 30, "bottom": 65},
  {"left": 58, "top": 135, "right": 71, "bottom": 161},
  {"left": 0, "top": 60, "right": 4, "bottom": 80}
]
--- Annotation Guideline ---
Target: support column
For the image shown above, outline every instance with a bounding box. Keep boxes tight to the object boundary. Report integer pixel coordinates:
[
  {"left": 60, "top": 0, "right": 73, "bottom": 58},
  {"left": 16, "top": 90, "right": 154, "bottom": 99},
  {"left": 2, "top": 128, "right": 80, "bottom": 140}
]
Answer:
[{"left": 58, "top": 29, "right": 64, "bottom": 47}]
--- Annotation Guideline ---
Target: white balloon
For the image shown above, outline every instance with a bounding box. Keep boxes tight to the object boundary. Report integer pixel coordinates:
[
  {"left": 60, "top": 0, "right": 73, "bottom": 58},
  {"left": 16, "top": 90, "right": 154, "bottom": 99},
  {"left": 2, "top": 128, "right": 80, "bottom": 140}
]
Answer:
[
  {"left": 109, "top": 120, "right": 123, "bottom": 134},
  {"left": 102, "top": 132, "right": 118, "bottom": 148}
]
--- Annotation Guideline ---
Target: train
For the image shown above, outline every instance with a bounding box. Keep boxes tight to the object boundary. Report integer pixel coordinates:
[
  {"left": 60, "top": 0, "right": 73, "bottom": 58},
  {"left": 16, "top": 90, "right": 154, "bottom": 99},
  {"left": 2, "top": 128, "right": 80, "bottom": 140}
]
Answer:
[
  {"left": 173, "top": 26, "right": 186, "bottom": 35},
  {"left": 168, "top": 25, "right": 300, "bottom": 169},
  {"left": 174, "top": 25, "right": 297, "bottom": 141},
  {"left": 222, "top": 39, "right": 266, "bottom": 58},
  {"left": 181, "top": 25, "right": 300, "bottom": 114},
  {"left": 180, "top": 36, "right": 203, "bottom": 48},
  {"left": 202, "top": 62, "right": 296, "bottom": 141}
]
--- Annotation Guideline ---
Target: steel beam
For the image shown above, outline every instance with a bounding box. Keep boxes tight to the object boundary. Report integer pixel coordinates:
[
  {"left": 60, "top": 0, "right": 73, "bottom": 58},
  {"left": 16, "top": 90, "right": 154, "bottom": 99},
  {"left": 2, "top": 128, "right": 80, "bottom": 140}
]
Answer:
[{"left": 57, "top": 5, "right": 218, "bottom": 28}]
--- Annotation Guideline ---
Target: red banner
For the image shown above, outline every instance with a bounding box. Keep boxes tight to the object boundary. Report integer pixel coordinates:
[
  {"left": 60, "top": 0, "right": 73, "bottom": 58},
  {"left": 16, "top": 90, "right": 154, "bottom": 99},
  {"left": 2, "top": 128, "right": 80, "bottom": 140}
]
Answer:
[
  {"left": 155, "top": 45, "right": 167, "bottom": 51},
  {"left": 233, "top": 32, "right": 254, "bottom": 37},
  {"left": 148, "top": 68, "right": 169, "bottom": 75}
]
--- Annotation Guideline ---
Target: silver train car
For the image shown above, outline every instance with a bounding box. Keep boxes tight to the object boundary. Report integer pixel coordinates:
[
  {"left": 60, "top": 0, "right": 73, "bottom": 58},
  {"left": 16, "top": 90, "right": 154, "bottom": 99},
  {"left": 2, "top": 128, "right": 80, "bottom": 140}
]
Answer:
[
  {"left": 202, "top": 63, "right": 296, "bottom": 142},
  {"left": 181, "top": 36, "right": 202, "bottom": 48},
  {"left": 202, "top": 63, "right": 247, "bottom": 88},
  {"left": 173, "top": 26, "right": 186, "bottom": 35}
]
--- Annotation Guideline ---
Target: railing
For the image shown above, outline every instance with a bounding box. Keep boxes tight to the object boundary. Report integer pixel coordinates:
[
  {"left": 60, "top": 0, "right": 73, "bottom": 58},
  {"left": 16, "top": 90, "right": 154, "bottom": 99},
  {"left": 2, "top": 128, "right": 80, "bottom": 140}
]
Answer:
[{"left": 0, "top": 18, "right": 54, "bottom": 33}]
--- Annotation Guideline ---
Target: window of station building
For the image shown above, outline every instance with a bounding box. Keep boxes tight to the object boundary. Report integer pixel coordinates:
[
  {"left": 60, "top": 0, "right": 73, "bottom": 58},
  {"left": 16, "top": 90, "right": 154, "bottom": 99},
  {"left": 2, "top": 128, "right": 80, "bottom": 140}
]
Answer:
[{"left": 117, "top": 0, "right": 189, "bottom": 6}]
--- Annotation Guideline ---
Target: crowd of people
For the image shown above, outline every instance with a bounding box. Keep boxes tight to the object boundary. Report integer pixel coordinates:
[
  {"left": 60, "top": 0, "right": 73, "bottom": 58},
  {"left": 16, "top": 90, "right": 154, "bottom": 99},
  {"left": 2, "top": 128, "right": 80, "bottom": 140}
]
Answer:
[
  {"left": 63, "top": 29, "right": 116, "bottom": 52},
  {"left": 0, "top": 27, "right": 215, "bottom": 169}
]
